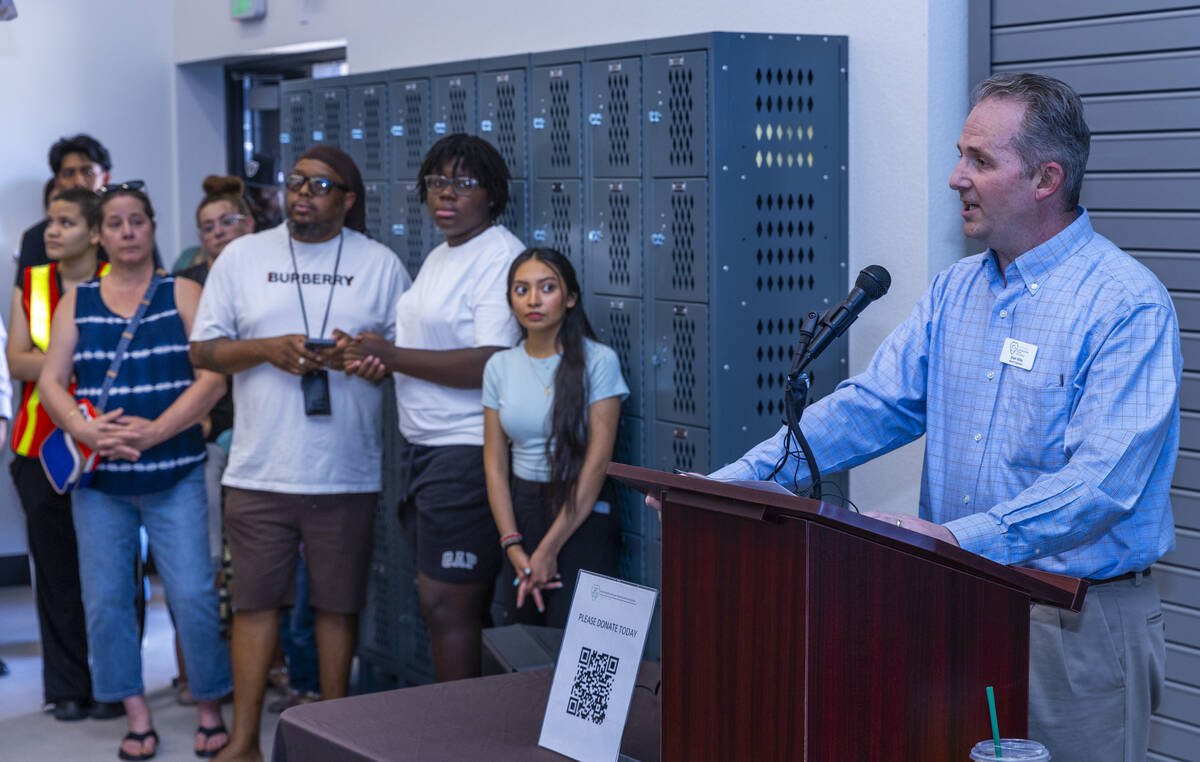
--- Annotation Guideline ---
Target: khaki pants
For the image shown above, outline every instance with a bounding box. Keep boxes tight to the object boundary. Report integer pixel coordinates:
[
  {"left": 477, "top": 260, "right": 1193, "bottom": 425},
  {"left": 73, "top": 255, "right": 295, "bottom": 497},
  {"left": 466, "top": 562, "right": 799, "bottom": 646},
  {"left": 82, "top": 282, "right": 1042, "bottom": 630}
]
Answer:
[{"left": 1028, "top": 573, "right": 1165, "bottom": 762}]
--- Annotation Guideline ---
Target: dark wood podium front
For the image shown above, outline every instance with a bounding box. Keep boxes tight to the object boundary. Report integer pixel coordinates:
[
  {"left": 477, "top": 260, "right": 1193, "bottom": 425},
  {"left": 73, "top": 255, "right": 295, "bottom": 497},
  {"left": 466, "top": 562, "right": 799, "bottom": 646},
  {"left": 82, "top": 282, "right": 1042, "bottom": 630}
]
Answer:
[{"left": 610, "top": 464, "right": 1086, "bottom": 762}]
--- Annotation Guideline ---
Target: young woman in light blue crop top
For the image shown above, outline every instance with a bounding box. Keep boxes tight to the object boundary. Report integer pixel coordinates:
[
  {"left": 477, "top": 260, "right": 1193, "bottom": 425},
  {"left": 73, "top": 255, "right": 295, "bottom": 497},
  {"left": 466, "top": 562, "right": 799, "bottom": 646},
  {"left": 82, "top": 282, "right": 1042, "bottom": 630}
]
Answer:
[{"left": 482, "top": 248, "right": 629, "bottom": 626}]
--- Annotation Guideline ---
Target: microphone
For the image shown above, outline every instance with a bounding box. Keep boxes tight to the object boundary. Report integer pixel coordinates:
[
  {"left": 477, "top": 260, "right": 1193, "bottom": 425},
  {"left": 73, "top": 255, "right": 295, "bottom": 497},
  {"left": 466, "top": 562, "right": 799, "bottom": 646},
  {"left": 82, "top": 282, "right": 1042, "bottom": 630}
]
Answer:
[{"left": 792, "top": 265, "right": 891, "bottom": 377}]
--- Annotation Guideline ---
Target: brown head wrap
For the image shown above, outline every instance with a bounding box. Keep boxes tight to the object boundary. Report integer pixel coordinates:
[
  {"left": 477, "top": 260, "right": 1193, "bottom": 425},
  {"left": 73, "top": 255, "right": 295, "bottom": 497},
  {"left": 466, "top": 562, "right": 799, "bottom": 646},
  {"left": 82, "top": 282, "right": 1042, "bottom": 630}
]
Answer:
[{"left": 296, "top": 144, "right": 366, "bottom": 234}]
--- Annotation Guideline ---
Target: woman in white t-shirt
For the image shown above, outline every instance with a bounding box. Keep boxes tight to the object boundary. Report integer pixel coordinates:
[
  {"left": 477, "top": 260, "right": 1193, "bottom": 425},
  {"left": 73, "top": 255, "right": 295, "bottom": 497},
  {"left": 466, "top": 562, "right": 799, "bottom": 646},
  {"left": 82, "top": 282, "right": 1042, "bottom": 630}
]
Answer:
[
  {"left": 482, "top": 248, "right": 628, "bottom": 627},
  {"left": 343, "top": 134, "right": 524, "bottom": 682}
]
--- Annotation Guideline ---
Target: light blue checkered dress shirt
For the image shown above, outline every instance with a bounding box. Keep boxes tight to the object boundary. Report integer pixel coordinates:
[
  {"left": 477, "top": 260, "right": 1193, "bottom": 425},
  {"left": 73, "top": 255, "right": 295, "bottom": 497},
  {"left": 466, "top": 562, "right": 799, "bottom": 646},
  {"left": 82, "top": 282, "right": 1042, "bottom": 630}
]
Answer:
[{"left": 711, "top": 209, "right": 1180, "bottom": 578}]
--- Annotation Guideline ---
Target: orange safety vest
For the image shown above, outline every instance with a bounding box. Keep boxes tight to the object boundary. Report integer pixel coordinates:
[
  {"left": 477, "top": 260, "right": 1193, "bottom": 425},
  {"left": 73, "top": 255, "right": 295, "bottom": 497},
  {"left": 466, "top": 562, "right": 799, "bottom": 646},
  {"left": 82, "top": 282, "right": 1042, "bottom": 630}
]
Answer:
[{"left": 10, "top": 261, "right": 110, "bottom": 456}]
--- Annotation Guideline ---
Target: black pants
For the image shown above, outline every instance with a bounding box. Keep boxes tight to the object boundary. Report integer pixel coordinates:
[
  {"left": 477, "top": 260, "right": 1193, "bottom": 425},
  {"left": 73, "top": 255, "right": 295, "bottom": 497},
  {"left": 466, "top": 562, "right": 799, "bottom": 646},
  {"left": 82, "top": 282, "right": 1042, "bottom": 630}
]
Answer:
[
  {"left": 10, "top": 455, "right": 92, "bottom": 703},
  {"left": 497, "top": 477, "right": 619, "bottom": 629}
]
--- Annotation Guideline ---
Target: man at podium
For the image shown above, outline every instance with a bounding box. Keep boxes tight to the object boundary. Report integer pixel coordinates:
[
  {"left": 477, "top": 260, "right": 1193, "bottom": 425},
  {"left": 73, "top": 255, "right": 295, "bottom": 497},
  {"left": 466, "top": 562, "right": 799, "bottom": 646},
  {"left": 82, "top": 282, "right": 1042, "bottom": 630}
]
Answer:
[{"left": 693, "top": 73, "right": 1181, "bottom": 762}]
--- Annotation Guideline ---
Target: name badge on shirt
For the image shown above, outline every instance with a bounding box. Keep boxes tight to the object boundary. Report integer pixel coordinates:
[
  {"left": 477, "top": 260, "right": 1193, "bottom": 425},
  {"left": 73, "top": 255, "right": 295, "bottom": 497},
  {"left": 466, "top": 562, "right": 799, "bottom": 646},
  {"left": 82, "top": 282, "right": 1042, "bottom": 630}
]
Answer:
[{"left": 999, "top": 337, "right": 1038, "bottom": 371}]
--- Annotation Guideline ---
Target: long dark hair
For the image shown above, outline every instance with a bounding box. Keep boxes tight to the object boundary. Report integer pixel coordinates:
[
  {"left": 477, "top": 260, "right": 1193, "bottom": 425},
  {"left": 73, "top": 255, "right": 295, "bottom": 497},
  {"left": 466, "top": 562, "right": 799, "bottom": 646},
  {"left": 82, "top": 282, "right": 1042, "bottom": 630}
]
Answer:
[{"left": 506, "top": 248, "right": 596, "bottom": 515}]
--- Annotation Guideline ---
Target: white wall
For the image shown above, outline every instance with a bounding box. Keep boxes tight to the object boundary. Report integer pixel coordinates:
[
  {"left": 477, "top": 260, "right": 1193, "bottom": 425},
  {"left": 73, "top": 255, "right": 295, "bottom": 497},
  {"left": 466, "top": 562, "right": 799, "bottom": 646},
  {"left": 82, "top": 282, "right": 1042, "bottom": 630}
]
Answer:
[
  {"left": 0, "top": 1, "right": 176, "bottom": 556},
  {"left": 173, "top": 1, "right": 970, "bottom": 517}
]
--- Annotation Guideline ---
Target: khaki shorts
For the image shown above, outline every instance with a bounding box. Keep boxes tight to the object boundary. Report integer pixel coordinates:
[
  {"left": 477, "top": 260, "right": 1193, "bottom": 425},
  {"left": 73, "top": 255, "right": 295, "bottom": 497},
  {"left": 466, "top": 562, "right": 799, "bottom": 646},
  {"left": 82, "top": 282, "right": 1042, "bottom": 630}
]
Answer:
[{"left": 223, "top": 488, "right": 376, "bottom": 614}]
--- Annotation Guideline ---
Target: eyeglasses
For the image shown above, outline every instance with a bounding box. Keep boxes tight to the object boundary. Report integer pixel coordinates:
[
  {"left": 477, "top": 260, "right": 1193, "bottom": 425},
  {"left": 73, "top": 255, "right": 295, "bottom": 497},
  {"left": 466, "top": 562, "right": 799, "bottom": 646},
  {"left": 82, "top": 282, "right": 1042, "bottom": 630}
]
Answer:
[
  {"left": 423, "top": 175, "right": 480, "bottom": 194},
  {"left": 285, "top": 173, "right": 349, "bottom": 196},
  {"left": 98, "top": 180, "right": 146, "bottom": 196},
  {"left": 58, "top": 164, "right": 102, "bottom": 181},
  {"left": 199, "top": 213, "right": 248, "bottom": 235}
]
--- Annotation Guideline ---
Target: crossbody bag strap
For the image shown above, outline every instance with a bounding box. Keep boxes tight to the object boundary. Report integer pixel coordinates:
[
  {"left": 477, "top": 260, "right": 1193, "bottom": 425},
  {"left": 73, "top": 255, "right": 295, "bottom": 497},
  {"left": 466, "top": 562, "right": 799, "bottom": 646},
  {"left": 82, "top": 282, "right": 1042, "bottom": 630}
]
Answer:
[{"left": 95, "top": 268, "right": 167, "bottom": 412}]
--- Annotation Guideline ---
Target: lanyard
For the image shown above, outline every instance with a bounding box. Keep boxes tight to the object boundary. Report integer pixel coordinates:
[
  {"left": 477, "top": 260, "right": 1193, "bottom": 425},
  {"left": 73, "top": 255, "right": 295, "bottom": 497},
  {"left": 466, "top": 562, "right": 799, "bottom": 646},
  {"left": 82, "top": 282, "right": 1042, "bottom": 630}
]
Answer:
[{"left": 287, "top": 229, "right": 344, "bottom": 340}]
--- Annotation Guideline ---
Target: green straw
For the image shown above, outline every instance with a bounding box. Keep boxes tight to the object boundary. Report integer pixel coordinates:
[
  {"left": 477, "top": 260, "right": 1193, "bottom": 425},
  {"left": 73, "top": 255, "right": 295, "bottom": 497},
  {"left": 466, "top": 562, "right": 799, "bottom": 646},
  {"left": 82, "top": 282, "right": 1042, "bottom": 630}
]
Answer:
[{"left": 986, "top": 685, "right": 1002, "bottom": 758}]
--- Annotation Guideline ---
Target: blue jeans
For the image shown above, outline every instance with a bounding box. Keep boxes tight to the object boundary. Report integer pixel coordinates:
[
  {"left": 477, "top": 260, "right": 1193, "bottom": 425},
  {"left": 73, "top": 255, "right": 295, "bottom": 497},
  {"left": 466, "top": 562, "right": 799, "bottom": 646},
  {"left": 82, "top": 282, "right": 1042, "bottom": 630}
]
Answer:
[{"left": 73, "top": 466, "right": 232, "bottom": 702}]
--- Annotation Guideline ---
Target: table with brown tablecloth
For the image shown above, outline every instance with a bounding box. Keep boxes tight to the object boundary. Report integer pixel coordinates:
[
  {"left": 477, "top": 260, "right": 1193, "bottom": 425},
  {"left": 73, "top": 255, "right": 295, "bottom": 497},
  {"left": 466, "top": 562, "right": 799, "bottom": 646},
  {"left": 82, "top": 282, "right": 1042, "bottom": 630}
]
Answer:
[{"left": 272, "top": 662, "right": 661, "bottom": 761}]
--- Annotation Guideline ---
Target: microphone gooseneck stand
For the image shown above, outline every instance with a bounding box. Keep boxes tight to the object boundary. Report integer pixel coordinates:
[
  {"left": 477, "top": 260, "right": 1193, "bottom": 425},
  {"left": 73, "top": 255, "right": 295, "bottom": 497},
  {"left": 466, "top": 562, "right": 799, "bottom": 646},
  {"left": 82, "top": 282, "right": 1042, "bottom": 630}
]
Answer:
[{"left": 784, "top": 310, "right": 824, "bottom": 502}]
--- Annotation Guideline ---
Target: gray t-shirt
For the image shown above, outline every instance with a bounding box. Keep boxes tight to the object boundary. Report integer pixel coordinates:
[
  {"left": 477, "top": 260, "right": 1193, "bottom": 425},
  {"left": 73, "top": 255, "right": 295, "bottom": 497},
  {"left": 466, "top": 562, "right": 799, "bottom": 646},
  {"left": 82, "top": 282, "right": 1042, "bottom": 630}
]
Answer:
[
  {"left": 191, "top": 223, "right": 410, "bottom": 494},
  {"left": 482, "top": 338, "right": 629, "bottom": 482}
]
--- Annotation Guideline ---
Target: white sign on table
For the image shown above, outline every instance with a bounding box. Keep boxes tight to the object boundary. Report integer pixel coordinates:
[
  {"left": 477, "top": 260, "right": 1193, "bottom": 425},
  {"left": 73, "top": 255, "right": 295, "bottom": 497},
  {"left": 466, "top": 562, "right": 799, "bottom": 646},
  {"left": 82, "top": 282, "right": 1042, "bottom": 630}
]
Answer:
[{"left": 538, "top": 570, "right": 658, "bottom": 762}]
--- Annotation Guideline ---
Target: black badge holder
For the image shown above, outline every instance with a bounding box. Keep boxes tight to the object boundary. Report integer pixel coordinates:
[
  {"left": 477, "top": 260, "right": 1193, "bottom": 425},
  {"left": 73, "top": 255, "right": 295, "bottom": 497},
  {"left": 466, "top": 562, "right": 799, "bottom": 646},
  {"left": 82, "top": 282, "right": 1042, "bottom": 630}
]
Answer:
[{"left": 288, "top": 229, "right": 344, "bottom": 417}]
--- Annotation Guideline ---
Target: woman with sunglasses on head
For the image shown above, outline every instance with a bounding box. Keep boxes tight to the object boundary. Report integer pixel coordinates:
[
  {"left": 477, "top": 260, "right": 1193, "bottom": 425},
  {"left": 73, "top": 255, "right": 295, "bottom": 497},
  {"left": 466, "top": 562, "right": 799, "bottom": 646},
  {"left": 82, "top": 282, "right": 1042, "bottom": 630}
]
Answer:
[
  {"left": 343, "top": 134, "right": 524, "bottom": 682},
  {"left": 483, "top": 249, "right": 627, "bottom": 626},
  {"left": 38, "top": 183, "right": 232, "bottom": 760}
]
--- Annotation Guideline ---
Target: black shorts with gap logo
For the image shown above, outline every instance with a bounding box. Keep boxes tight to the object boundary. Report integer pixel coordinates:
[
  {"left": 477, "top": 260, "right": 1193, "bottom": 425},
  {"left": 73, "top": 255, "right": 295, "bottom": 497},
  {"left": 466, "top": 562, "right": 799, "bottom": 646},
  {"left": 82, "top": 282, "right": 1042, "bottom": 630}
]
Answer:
[{"left": 399, "top": 442, "right": 502, "bottom": 585}]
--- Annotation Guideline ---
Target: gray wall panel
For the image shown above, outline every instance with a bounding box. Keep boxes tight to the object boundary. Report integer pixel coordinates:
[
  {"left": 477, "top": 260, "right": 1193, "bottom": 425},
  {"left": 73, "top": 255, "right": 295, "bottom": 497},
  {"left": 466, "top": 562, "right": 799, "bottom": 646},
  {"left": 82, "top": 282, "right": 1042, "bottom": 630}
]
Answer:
[
  {"left": 993, "top": 10, "right": 1200, "bottom": 63},
  {"left": 1184, "top": 332, "right": 1200, "bottom": 374},
  {"left": 1166, "top": 643, "right": 1200, "bottom": 689},
  {"left": 1158, "top": 563, "right": 1200, "bottom": 609},
  {"left": 1163, "top": 526, "right": 1200, "bottom": 567},
  {"left": 1081, "top": 172, "right": 1200, "bottom": 210},
  {"left": 1183, "top": 371, "right": 1200, "bottom": 413},
  {"left": 1088, "top": 136, "right": 1200, "bottom": 172},
  {"left": 1084, "top": 93, "right": 1200, "bottom": 133},
  {"left": 994, "top": 51, "right": 1200, "bottom": 94},
  {"left": 1136, "top": 253, "right": 1200, "bottom": 292},
  {"left": 1157, "top": 680, "right": 1200, "bottom": 729},
  {"left": 994, "top": 1, "right": 1199, "bottom": 26},
  {"left": 1177, "top": 452, "right": 1200, "bottom": 491},
  {"left": 1174, "top": 489, "right": 1200, "bottom": 532},
  {"left": 1165, "top": 602, "right": 1200, "bottom": 648},
  {"left": 1090, "top": 212, "right": 1200, "bottom": 252},
  {"left": 1174, "top": 294, "right": 1200, "bottom": 333},
  {"left": 1182, "top": 413, "right": 1200, "bottom": 452},
  {"left": 1150, "top": 715, "right": 1200, "bottom": 760}
]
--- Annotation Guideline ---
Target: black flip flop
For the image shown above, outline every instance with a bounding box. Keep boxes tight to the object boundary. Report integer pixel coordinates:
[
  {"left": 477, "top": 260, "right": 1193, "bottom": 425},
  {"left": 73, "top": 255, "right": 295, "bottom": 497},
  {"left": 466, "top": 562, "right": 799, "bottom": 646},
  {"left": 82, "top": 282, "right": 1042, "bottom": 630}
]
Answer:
[
  {"left": 117, "top": 729, "right": 158, "bottom": 761},
  {"left": 194, "top": 723, "right": 229, "bottom": 759}
]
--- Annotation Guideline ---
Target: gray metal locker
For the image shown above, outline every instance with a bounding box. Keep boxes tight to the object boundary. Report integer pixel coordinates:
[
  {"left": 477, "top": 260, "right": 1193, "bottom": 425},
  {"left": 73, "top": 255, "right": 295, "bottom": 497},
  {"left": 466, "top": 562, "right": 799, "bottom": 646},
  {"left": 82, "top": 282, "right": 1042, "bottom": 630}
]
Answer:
[
  {"left": 362, "top": 181, "right": 388, "bottom": 245},
  {"left": 389, "top": 179, "right": 433, "bottom": 279},
  {"left": 496, "top": 178, "right": 527, "bottom": 244},
  {"left": 312, "top": 85, "right": 349, "bottom": 150},
  {"left": 479, "top": 65, "right": 529, "bottom": 179},
  {"left": 652, "top": 421, "right": 710, "bottom": 474},
  {"left": 388, "top": 78, "right": 430, "bottom": 182},
  {"left": 531, "top": 62, "right": 583, "bottom": 178},
  {"left": 587, "top": 56, "right": 642, "bottom": 178},
  {"left": 432, "top": 71, "right": 476, "bottom": 138},
  {"left": 586, "top": 293, "right": 645, "bottom": 418},
  {"left": 349, "top": 81, "right": 388, "bottom": 180},
  {"left": 282, "top": 32, "right": 850, "bottom": 684},
  {"left": 648, "top": 179, "right": 707, "bottom": 303},
  {"left": 585, "top": 179, "right": 643, "bottom": 297},
  {"left": 530, "top": 179, "right": 582, "bottom": 273},
  {"left": 280, "top": 85, "right": 311, "bottom": 172},
  {"left": 644, "top": 51, "right": 708, "bottom": 178},
  {"left": 652, "top": 300, "right": 709, "bottom": 428}
]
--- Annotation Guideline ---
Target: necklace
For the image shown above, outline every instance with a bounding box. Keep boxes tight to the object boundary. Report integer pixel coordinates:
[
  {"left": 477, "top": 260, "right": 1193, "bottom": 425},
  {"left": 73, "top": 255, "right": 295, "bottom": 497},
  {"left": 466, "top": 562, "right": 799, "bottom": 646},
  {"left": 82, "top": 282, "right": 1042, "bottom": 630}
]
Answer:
[{"left": 523, "top": 346, "right": 554, "bottom": 396}]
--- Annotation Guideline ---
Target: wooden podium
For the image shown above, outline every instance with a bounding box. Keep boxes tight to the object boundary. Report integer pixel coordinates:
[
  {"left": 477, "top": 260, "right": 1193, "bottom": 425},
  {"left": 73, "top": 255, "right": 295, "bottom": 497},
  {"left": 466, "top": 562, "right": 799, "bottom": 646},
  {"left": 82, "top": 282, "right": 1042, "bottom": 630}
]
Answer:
[{"left": 609, "top": 464, "right": 1086, "bottom": 762}]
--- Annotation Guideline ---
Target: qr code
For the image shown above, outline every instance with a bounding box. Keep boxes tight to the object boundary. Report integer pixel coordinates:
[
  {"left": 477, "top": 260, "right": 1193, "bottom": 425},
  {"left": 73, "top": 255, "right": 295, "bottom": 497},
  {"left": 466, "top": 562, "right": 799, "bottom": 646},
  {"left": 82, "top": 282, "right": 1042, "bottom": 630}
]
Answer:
[{"left": 566, "top": 646, "right": 619, "bottom": 725}]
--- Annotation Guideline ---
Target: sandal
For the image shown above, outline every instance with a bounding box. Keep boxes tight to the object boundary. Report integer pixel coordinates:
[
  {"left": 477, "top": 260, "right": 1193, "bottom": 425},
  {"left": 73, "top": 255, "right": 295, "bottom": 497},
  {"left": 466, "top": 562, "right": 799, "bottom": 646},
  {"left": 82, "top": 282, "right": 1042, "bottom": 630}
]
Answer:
[
  {"left": 194, "top": 723, "right": 229, "bottom": 759},
  {"left": 117, "top": 729, "right": 159, "bottom": 761}
]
